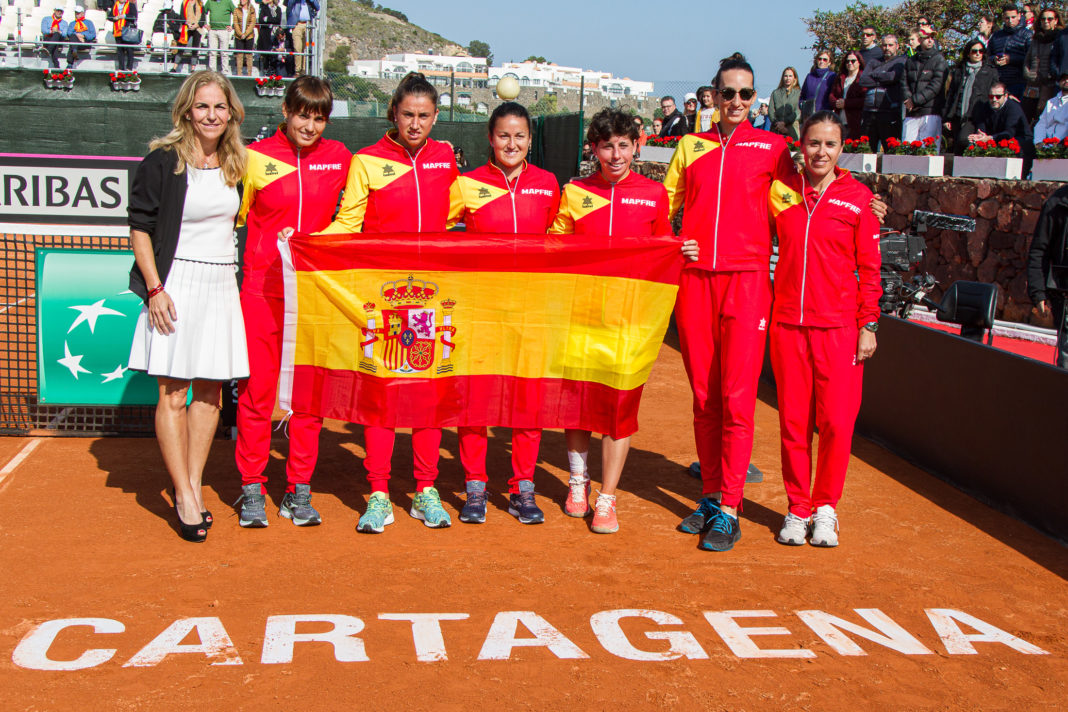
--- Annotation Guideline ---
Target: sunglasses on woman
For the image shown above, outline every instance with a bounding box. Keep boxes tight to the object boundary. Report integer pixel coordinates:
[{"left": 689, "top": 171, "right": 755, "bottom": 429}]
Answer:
[{"left": 718, "top": 87, "right": 756, "bottom": 101}]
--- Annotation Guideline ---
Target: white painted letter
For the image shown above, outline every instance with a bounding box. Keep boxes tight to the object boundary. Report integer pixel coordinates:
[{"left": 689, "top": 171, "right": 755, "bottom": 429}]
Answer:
[
  {"left": 379, "top": 613, "right": 469, "bottom": 662},
  {"left": 703, "top": 610, "right": 815, "bottom": 659},
  {"left": 796, "top": 609, "right": 933, "bottom": 656},
  {"left": 124, "top": 617, "right": 242, "bottom": 667},
  {"left": 926, "top": 609, "right": 1049, "bottom": 655},
  {"left": 591, "top": 609, "right": 708, "bottom": 661},
  {"left": 477, "top": 611, "right": 588, "bottom": 660},
  {"left": 261, "top": 614, "right": 368, "bottom": 664},
  {"left": 12, "top": 618, "right": 124, "bottom": 671}
]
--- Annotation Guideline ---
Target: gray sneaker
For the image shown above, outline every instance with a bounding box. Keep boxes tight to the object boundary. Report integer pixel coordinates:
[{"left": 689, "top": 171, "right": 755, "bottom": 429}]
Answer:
[
  {"left": 776, "top": 513, "right": 809, "bottom": 546},
  {"left": 810, "top": 505, "right": 839, "bottom": 547},
  {"left": 237, "top": 483, "right": 268, "bottom": 528},
  {"left": 278, "top": 483, "right": 321, "bottom": 526}
]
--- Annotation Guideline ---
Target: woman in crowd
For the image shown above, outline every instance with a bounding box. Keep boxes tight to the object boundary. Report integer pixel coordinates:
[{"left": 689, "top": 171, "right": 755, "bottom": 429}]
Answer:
[
  {"left": 767, "top": 110, "right": 881, "bottom": 548},
  {"left": 799, "top": 51, "right": 836, "bottom": 120},
  {"left": 127, "top": 71, "right": 248, "bottom": 542},
  {"left": 321, "top": 72, "right": 459, "bottom": 534},
  {"left": 173, "top": 0, "right": 205, "bottom": 74},
  {"left": 447, "top": 102, "right": 561, "bottom": 526},
  {"left": 944, "top": 40, "right": 999, "bottom": 155},
  {"left": 550, "top": 108, "right": 699, "bottom": 534},
  {"left": 256, "top": 0, "right": 283, "bottom": 75},
  {"left": 1023, "top": 7, "right": 1061, "bottom": 121},
  {"left": 234, "top": 76, "right": 351, "bottom": 529},
  {"left": 829, "top": 50, "right": 866, "bottom": 139},
  {"left": 108, "top": 0, "right": 138, "bottom": 71},
  {"left": 770, "top": 66, "right": 801, "bottom": 139},
  {"left": 231, "top": 0, "right": 257, "bottom": 77}
]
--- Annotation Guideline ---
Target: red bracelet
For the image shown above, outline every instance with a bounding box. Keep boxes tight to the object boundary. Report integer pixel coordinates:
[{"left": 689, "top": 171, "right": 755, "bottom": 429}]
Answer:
[{"left": 147, "top": 284, "right": 165, "bottom": 298}]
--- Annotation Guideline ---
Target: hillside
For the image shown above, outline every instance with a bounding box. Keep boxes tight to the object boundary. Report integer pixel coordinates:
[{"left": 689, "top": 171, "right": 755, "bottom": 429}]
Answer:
[{"left": 324, "top": 1, "right": 471, "bottom": 68}]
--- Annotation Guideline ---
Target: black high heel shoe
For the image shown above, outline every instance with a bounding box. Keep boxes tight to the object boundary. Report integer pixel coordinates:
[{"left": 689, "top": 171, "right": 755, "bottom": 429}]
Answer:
[
  {"left": 170, "top": 488, "right": 208, "bottom": 542},
  {"left": 202, "top": 510, "right": 213, "bottom": 529}
]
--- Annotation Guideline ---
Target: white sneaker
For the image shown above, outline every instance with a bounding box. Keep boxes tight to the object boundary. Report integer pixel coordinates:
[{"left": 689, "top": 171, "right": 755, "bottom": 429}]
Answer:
[
  {"left": 777, "top": 513, "right": 810, "bottom": 546},
  {"left": 810, "top": 505, "right": 839, "bottom": 547}
]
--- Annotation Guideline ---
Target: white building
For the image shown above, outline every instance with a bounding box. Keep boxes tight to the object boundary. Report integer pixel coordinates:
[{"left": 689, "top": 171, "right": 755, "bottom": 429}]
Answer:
[
  {"left": 488, "top": 61, "right": 654, "bottom": 100},
  {"left": 349, "top": 53, "right": 489, "bottom": 88}
]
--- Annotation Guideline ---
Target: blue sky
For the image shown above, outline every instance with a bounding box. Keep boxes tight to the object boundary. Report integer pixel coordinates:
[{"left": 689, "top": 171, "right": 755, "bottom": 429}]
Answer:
[{"left": 388, "top": 0, "right": 856, "bottom": 97}]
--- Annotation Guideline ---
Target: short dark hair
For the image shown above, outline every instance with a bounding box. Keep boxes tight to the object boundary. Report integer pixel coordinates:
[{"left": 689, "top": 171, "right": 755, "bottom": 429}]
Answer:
[
  {"left": 1002, "top": 3, "right": 1020, "bottom": 13},
  {"left": 284, "top": 75, "right": 334, "bottom": 121},
  {"left": 697, "top": 85, "right": 713, "bottom": 95},
  {"left": 714, "top": 52, "right": 754, "bottom": 91},
  {"left": 979, "top": 13, "right": 995, "bottom": 23},
  {"left": 387, "top": 72, "right": 438, "bottom": 123},
  {"left": 660, "top": 95, "right": 676, "bottom": 104},
  {"left": 487, "top": 101, "right": 531, "bottom": 134},
  {"left": 587, "top": 107, "right": 640, "bottom": 144},
  {"left": 800, "top": 110, "right": 844, "bottom": 142}
]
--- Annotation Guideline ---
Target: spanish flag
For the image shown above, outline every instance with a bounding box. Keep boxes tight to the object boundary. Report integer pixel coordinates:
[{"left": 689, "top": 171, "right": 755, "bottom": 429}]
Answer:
[{"left": 278, "top": 233, "right": 682, "bottom": 438}]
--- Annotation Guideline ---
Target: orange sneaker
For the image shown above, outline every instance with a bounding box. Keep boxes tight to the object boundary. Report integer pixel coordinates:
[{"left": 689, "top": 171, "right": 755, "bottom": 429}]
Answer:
[
  {"left": 564, "top": 473, "right": 591, "bottom": 517},
  {"left": 591, "top": 493, "right": 618, "bottom": 534}
]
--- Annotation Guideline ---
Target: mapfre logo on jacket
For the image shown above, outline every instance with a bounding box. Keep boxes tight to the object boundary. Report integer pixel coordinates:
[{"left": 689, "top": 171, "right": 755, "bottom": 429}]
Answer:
[{"left": 550, "top": 172, "right": 670, "bottom": 237}]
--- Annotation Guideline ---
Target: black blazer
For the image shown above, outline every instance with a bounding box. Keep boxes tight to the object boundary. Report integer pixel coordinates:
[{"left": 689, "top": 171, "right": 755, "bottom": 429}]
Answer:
[{"left": 128, "top": 148, "right": 243, "bottom": 302}]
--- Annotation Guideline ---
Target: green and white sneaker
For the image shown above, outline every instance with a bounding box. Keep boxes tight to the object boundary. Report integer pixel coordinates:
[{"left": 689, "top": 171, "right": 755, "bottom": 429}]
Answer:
[
  {"left": 357, "top": 492, "right": 394, "bottom": 534},
  {"left": 410, "top": 486, "right": 452, "bottom": 528}
]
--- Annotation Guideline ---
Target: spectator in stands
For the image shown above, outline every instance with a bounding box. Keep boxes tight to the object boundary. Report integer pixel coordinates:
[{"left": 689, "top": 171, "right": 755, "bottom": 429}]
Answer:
[
  {"left": 800, "top": 50, "right": 836, "bottom": 121},
  {"left": 40, "top": 6, "right": 68, "bottom": 69},
  {"left": 683, "top": 93, "right": 698, "bottom": 132},
  {"left": 830, "top": 51, "right": 866, "bottom": 139},
  {"left": 858, "top": 34, "right": 906, "bottom": 152},
  {"left": 1034, "top": 71, "right": 1068, "bottom": 142},
  {"left": 204, "top": 0, "right": 234, "bottom": 74},
  {"left": 256, "top": 0, "right": 282, "bottom": 75},
  {"left": 658, "top": 95, "right": 688, "bottom": 137},
  {"left": 108, "top": 0, "right": 138, "bottom": 71},
  {"left": 917, "top": 17, "right": 934, "bottom": 38},
  {"left": 64, "top": 5, "right": 96, "bottom": 69},
  {"left": 970, "top": 81, "right": 1034, "bottom": 173},
  {"left": 633, "top": 115, "right": 648, "bottom": 155},
  {"left": 175, "top": 0, "right": 206, "bottom": 74},
  {"left": 976, "top": 14, "right": 996, "bottom": 47},
  {"left": 1024, "top": 2, "right": 1036, "bottom": 30},
  {"left": 1028, "top": 185, "right": 1068, "bottom": 368},
  {"left": 1023, "top": 7, "right": 1060, "bottom": 121},
  {"left": 901, "top": 30, "right": 947, "bottom": 151},
  {"left": 154, "top": 1, "right": 184, "bottom": 73},
  {"left": 652, "top": 117, "right": 662, "bottom": 136},
  {"left": 770, "top": 66, "right": 801, "bottom": 139},
  {"left": 905, "top": 31, "right": 921, "bottom": 58},
  {"left": 231, "top": 0, "right": 255, "bottom": 77},
  {"left": 286, "top": 0, "right": 317, "bottom": 77},
  {"left": 945, "top": 40, "right": 1000, "bottom": 155},
  {"left": 695, "top": 85, "right": 719, "bottom": 132},
  {"left": 751, "top": 102, "right": 771, "bottom": 131},
  {"left": 987, "top": 3, "right": 1033, "bottom": 99},
  {"left": 858, "top": 25, "right": 882, "bottom": 66}
]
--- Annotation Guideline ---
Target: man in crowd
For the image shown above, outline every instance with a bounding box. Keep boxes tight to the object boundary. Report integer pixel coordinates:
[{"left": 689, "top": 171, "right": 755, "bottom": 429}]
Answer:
[
  {"left": 858, "top": 25, "right": 882, "bottom": 66},
  {"left": 286, "top": 0, "right": 318, "bottom": 76},
  {"left": 652, "top": 117, "right": 663, "bottom": 135},
  {"left": 1034, "top": 71, "right": 1068, "bottom": 142},
  {"left": 987, "top": 3, "right": 1033, "bottom": 99},
  {"left": 1028, "top": 185, "right": 1068, "bottom": 369},
  {"left": 40, "top": 6, "right": 68, "bottom": 69},
  {"left": 204, "top": 0, "right": 234, "bottom": 73},
  {"left": 859, "top": 34, "right": 906, "bottom": 151},
  {"left": 970, "top": 82, "right": 1034, "bottom": 173},
  {"left": 658, "top": 95, "right": 688, "bottom": 137},
  {"left": 902, "top": 28, "right": 947, "bottom": 150},
  {"left": 64, "top": 5, "right": 95, "bottom": 69}
]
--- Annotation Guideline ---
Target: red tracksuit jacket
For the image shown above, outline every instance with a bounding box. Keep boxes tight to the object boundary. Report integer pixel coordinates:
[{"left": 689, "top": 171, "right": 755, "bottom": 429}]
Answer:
[
  {"left": 324, "top": 131, "right": 458, "bottom": 234},
  {"left": 448, "top": 161, "right": 560, "bottom": 233},
  {"left": 663, "top": 120, "right": 794, "bottom": 271},
  {"left": 239, "top": 129, "right": 351, "bottom": 296},
  {"left": 550, "top": 171, "right": 671, "bottom": 236},
  {"left": 769, "top": 165, "right": 882, "bottom": 329}
]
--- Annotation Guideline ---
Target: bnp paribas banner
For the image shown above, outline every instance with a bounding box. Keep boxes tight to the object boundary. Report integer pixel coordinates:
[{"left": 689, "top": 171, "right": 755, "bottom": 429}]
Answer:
[{"left": 36, "top": 248, "right": 158, "bottom": 405}]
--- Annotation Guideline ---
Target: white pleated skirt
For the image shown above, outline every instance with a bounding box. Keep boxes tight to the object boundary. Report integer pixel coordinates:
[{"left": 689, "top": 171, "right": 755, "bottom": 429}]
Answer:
[{"left": 129, "top": 259, "right": 250, "bottom": 381}]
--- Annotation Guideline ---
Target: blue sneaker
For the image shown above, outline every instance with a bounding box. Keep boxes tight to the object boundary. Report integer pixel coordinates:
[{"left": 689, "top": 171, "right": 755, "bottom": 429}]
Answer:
[
  {"left": 357, "top": 492, "right": 394, "bottom": 534},
  {"left": 699, "top": 510, "right": 741, "bottom": 551},
  {"left": 508, "top": 479, "right": 544, "bottom": 524},
  {"left": 459, "top": 481, "right": 487, "bottom": 524},
  {"left": 410, "top": 487, "right": 452, "bottom": 528},
  {"left": 678, "top": 496, "right": 720, "bottom": 534}
]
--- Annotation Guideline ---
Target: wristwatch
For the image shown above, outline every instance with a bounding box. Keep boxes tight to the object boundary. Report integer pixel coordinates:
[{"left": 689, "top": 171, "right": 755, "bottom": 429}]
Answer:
[{"left": 862, "top": 321, "right": 879, "bottom": 333}]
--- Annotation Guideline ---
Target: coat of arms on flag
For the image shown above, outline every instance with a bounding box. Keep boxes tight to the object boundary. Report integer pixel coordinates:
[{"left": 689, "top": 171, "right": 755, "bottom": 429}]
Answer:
[{"left": 358, "top": 275, "right": 457, "bottom": 375}]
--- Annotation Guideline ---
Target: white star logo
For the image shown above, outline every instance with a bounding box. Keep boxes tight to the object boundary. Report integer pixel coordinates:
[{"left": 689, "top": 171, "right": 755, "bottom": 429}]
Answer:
[
  {"left": 101, "top": 364, "right": 129, "bottom": 383},
  {"left": 68, "top": 299, "right": 124, "bottom": 334},
  {"left": 57, "top": 341, "right": 91, "bottom": 379}
]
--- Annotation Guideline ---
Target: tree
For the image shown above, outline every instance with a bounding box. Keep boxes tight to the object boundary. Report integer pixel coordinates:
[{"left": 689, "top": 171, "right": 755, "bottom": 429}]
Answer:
[
  {"left": 529, "top": 93, "right": 559, "bottom": 116},
  {"left": 467, "top": 40, "right": 492, "bottom": 64},
  {"left": 803, "top": 0, "right": 1009, "bottom": 61},
  {"left": 324, "top": 45, "right": 351, "bottom": 75},
  {"left": 523, "top": 55, "right": 548, "bottom": 63}
]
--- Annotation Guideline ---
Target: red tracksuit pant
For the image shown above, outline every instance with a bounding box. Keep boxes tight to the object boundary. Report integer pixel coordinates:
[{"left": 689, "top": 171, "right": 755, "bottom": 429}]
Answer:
[
  {"left": 675, "top": 269, "right": 772, "bottom": 508},
  {"left": 236, "top": 293, "right": 322, "bottom": 493},
  {"left": 457, "top": 426, "right": 542, "bottom": 494},
  {"left": 363, "top": 426, "right": 441, "bottom": 493},
  {"left": 770, "top": 322, "right": 863, "bottom": 518}
]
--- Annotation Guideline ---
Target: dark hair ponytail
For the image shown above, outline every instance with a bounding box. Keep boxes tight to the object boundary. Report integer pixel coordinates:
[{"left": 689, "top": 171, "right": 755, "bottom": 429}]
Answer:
[
  {"left": 713, "top": 52, "right": 755, "bottom": 90},
  {"left": 387, "top": 72, "right": 438, "bottom": 123},
  {"left": 488, "top": 101, "right": 532, "bottom": 134},
  {"left": 800, "top": 110, "right": 844, "bottom": 141}
]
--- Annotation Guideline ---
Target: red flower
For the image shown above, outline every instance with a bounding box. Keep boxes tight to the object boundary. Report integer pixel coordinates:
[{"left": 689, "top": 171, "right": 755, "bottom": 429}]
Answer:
[
  {"left": 998, "top": 139, "right": 1009, "bottom": 148},
  {"left": 1045, "top": 137, "right": 1059, "bottom": 144},
  {"left": 910, "top": 140, "right": 922, "bottom": 148},
  {"left": 860, "top": 136, "right": 869, "bottom": 142}
]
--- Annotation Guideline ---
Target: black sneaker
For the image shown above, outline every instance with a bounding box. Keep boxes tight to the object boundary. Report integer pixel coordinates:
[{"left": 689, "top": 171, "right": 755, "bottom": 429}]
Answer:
[
  {"left": 508, "top": 480, "right": 544, "bottom": 524},
  {"left": 699, "top": 510, "right": 741, "bottom": 551},
  {"left": 677, "top": 496, "right": 720, "bottom": 534},
  {"left": 459, "top": 481, "right": 487, "bottom": 524}
]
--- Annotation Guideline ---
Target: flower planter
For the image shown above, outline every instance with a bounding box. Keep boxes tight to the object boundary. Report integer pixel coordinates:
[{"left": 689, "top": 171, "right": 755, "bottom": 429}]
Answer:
[
  {"left": 274, "top": 86, "right": 285, "bottom": 97},
  {"left": 637, "top": 146, "right": 676, "bottom": 163},
  {"left": 952, "top": 156, "right": 1022, "bottom": 180},
  {"left": 881, "top": 154, "right": 944, "bottom": 177},
  {"left": 838, "top": 153, "right": 877, "bottom": 173},
  {"left": 131, "top": 80, "right": 141, "bottom": 92},
  {"left": 1030, "top": 159, "right": 1068, "bottom": 181},
  {"left": 44, "top": 79, "right": 55, "bottom": 89}
]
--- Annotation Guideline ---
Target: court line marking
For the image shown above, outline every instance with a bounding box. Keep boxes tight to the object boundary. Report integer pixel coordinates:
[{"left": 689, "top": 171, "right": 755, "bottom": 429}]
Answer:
[
  {"left": 0, "top": 293, "right": 34, "bottom": 313},
  {"left": 0, "top": 438, "right": 43, "bottom": 488}
]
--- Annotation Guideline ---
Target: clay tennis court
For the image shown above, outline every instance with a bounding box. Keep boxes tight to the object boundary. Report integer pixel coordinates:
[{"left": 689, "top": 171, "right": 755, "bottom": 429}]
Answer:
[{"left": 2, "top": 332, "right": 1066, "bottom": 710}]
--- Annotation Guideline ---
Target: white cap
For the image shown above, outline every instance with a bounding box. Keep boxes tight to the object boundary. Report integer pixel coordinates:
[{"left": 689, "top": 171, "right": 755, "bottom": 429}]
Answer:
[
  {"left": 684, "top": 92, "right": 697, "bottom": 103},
  {"left": 74, "top": 4, "right": 85, "bottom": 12}
]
